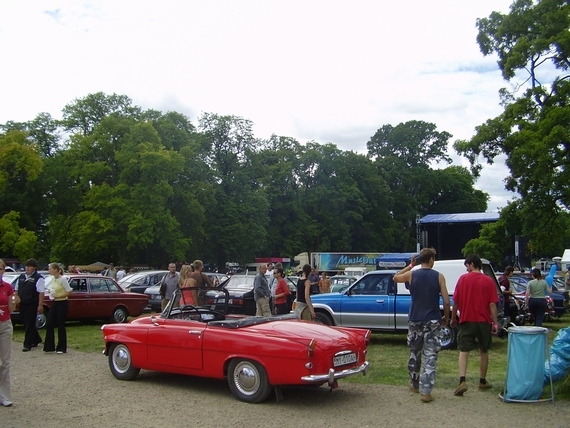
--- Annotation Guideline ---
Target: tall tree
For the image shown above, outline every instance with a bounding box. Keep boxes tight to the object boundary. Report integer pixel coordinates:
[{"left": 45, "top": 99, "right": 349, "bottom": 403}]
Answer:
[
  {"left": 455, "top": 0, "right": 570, "bottom": 252},
  {"left": 367, "top": 121, "right": 464, "bottom": 250},
  {"left": 0, "top": 130, "right": 43, "bottom": 258},
  {"left": 61, "top": 92, "right": 141, "bottom": 136},
  {"left": 198, "top": 113, "right": 270, "bottom": 268}
]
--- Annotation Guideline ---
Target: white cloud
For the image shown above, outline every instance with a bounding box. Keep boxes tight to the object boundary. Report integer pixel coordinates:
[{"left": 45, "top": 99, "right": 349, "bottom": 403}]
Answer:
[{"left": 0, "top": 0, "right": 517, "bottom": 207}]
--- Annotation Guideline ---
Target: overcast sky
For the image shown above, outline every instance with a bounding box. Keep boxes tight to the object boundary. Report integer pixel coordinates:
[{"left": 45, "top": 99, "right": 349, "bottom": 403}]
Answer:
[{"left": 0, "top": 0, "right": 517, "bottom": 210}]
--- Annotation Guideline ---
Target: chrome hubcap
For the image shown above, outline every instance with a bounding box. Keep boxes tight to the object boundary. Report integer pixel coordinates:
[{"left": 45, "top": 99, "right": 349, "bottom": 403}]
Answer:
[{"left": 233, "top": 362, "right": 260, "bottom": 396}]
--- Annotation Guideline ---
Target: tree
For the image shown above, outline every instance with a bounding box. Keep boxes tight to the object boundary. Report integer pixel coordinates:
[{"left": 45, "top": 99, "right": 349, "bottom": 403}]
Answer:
[
  {"left": 0, "top": 130, "right": 45, "bottom": 233},
  {"left": 367, "top": 121, "right": 482, "bottom": 250},
  {"left": 0, "top": 211, "right": 37, "bottom": 261},
  {"left": 61, "top": 92, "right": 141, "bottom": 136},
  {"left": 198, "top": 113, "right": 270, "bottom": 267},
  {"left": 455, "top": 0, "right": 570, "bottom": 252}
]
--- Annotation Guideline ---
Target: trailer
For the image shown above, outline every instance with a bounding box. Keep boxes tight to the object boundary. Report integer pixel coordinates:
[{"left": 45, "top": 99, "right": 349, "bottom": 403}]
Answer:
[{"left": 293, "top": 252, "right": 386, "bottom": 273}]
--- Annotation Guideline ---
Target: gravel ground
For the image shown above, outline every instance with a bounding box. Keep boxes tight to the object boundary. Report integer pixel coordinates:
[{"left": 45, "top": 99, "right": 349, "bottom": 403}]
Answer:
[{"left": 3, "top": 340, "right": 570, "bottom": 428}]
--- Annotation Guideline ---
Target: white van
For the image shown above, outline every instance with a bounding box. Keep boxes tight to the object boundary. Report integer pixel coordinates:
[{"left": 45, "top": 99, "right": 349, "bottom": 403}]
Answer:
[{"left": 402, "top": 258, "right": 500, "bottom": 296}]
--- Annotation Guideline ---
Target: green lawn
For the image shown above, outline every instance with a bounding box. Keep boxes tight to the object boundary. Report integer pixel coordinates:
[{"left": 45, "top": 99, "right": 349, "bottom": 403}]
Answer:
[{"left": 12, "top": 313, "right": 570, "bottom": 398}]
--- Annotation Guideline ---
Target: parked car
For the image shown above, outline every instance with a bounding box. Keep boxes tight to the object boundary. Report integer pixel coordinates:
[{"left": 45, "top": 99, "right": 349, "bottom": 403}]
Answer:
[
  {"left": 119, "top": 270, "right": 168, "bottom": 294},
  {"left": 204, "top": 272, "right": 229, "bottom": 287},
  {"left": 207, "top": 274, "right": 297, "bottom": 315},
  {"left": 329, "top": 275, "right": 357, "bottom": 293},
  {"left": 10, "top": 274, "right": 149, "bottom": 329},
  {"left": 102, "top": 287, "right": 371, "bottom": 403},
  {"left": 309, "top": 258, "right": 505, "bottom": 350},
  {"left": 144, "top": 284, "right": 163, "bottom": 312}
]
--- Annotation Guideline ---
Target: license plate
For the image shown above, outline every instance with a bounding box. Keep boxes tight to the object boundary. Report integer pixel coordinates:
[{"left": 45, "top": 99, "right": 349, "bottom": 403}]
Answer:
[{"left": 333, "top": 352, "right": 357, "bottom": 367}]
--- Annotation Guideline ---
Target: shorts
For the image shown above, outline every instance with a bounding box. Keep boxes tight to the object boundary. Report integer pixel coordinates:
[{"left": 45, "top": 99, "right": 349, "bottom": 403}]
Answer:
[{"left": 457, "top": 322, "right": 492, "bottom": 352}]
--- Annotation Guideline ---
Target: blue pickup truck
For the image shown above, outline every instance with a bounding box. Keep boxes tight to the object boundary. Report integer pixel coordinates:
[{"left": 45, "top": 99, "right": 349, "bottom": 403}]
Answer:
[{"left": 309, "top": 259, "right": 504, "bottom": 349}]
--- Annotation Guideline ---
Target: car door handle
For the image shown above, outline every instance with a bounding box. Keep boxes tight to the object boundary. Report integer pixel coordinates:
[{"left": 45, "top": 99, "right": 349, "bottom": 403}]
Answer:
[
  {"left": 189, "top": 331, "right": 201, "bottom": 336},
  {"left": 376, "top": 300, "right": 385, "bottom": 303}
]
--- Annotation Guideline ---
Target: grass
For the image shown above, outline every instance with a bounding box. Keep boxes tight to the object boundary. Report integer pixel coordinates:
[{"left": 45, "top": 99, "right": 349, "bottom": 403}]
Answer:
[
  {"left": 12, "top": 313, "right": 570, "bottom": 399},
  {"left": 345, "top": 313, "right": 570, "bottom": 399}
]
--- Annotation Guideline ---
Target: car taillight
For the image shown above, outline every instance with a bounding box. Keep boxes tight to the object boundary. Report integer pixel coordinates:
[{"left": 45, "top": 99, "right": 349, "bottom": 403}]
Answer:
[{"left": 307, "top": 339, "right": 317, "bottom": 358}]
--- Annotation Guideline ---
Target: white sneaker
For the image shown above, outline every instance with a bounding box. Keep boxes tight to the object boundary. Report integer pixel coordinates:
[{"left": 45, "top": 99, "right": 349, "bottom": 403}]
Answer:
[{"left": 1, "top": 400, "right": 13, "bottom": 407}]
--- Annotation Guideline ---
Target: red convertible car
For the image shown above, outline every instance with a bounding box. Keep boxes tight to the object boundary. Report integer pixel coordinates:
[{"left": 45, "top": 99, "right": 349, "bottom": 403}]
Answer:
[{"left": 102, "top": 287, "right": 371, "bottom": 403}]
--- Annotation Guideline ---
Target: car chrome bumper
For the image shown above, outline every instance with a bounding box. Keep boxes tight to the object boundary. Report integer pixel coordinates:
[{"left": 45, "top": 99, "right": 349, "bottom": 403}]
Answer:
[{"left": 301, "top": 361, "right": 369, "bottom": 386}]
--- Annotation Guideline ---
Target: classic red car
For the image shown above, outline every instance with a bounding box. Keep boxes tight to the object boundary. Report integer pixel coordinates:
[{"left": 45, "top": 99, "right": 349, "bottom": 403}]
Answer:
[
  {"left": 102, "top": 287, "right": 371, "bottom": 403},
  {"left": 10, "top": 274, "right": 149, "bottom": 328}
]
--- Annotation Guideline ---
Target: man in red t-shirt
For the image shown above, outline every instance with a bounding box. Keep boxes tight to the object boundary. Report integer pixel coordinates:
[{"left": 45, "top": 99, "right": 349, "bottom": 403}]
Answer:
[{"left": 450, "top": 254, "right": 499, "bottom": 397}]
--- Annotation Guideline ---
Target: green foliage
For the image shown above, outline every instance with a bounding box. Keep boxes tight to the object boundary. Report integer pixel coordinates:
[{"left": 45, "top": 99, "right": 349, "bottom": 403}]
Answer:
[
  {"left": 368, "top": 121, "right": 488, "bottom": 250},
  {"left": 0, "top": 211, "right": 37, "bottom": 261},
  {"left": 0, "top": 91, "right": 511, "bottom": 268},
  {"left": 456, "top": 0, "right": 570, "bottom": 252}
]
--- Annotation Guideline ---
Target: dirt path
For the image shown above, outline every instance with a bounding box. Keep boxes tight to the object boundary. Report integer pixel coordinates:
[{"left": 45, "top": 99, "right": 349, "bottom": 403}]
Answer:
[{"left": 3, "top": 341, "right": 570, "bottom": 428}]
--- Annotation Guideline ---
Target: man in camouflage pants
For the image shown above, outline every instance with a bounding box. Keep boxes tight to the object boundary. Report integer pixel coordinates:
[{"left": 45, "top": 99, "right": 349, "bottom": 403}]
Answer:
[{"left": 393, "top": 248, "right": 450, "bottom": 403}]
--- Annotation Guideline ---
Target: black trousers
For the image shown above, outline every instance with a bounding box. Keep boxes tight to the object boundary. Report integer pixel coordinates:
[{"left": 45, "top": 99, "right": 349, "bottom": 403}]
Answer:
[
  {"left": 20, "top": 303, "right": 42, "bottom": 348},
  {"left": 43, "top": 300, "right": 69, "bottom": 352},
  {"left": 528, "top": 297, "right": 547, "bottom": 326}
]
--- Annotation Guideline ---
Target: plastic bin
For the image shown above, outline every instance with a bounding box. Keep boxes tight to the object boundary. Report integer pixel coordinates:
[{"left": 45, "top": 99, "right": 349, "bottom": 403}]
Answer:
[{"left": 502, "top": 326, "right": 553, "bottom": 403}]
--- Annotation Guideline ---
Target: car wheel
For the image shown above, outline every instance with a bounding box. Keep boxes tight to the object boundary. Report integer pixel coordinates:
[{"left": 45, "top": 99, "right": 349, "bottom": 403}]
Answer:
[
  {"left": 111, "top": 307, "right": 128, "bottom": 323},
  {"left": 440, "top": 325, "right": 457, "bottom": 350},
  {"left": 314, "top": 311, "right": 333, "bottom": 326},
  {"left": 228, "top": 359, "right": 272, "bottom": 403},
  {"left": 36, "top": 311, "right": 48, "bottom": 330},
  {"left": 108, "top": 343, "right": 140, "bottom": 380}
]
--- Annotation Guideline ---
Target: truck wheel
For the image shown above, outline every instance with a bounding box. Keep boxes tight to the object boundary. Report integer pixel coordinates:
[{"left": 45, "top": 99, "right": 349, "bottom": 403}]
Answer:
[
  {"left": 440, "top": 325, "right": 457, "bottom": 350},
  {"left": 314, "top": 311, "right": 334, "bottom": 326}
]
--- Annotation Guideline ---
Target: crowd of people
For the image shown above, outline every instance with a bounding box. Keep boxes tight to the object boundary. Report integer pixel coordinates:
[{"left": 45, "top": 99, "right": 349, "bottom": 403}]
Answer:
[{"left": 0, "top": 254, "right": 566, "bottom": 409}]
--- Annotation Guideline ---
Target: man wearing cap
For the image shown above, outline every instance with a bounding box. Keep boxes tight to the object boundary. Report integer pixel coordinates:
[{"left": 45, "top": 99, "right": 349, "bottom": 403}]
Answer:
[{"left": 15, "top": 258, "right": 45, "bottom": 352}]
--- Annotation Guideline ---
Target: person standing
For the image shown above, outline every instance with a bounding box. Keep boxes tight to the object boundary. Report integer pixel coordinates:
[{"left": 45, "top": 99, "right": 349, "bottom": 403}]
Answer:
[
  {"left": 105, "top": 263, "right": 117, "bottom": 280},
  {"left": 0, "top": 259, "right": 16, "bottom": 406},
  {"left": 319, "top": 272, "right": 331, "bottom": 294},
  {"left": 525, "top": 268, "right": 552, "bottom": 327},
  {"left": 189, "top": 260, "right": 213, "bottom": 306},
  {"left": 253, "top": 264, "right": 271, "bottom": 317},
  {"left": 15, "top": 258, "right": 45, "bottom": 352},
  {"left": 178, "top": 264, "right": 197, "bottom": 306},
  {"left": 564, "top": 268, "right": 570, "bottom": 290},
  {"left": 393, "top": 248, "right": 450, "bottom": 403},
  {"left": 294, "top": 264, "right": 315, "bottom": 321},
  {"left": 450, "top": 254, "right": 499, "bottom": 396},
  {"left": 309, "top": 268, "right": 320, "bottom": 294},
  {"left": 116, "top": 266, "right": 126, "bottom": 281},
  {"left": 189, "top": 260, "right": 214, "bottom": 288},
  {"left": 272, "top": 267, "right": 291, "bottom": 315},
  {"left": 43, "top": 263, "right": 72, "bottom": 354},
  {"left": 269, "top": 262, "right": 283, "bottom": 312},
  {"left": 498, "top": 266, "right": 514, "bottom": 322},
  {"left": 159, "top": 263, "right": 180, "bottom": 311}
]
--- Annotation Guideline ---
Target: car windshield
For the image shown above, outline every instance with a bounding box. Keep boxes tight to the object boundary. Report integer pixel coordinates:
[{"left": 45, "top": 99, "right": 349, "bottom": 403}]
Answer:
[
  {"left": 223, "top": 276, "right": 255, "bottom": 290},
  {"left": 119, "top": 273, "right": 147, "bottom": 285}
]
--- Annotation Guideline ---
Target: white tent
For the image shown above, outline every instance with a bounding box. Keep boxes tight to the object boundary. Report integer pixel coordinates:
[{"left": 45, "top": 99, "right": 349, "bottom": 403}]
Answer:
[{"left": 562, "top": 249, "right": 570, "bottom": 271}]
